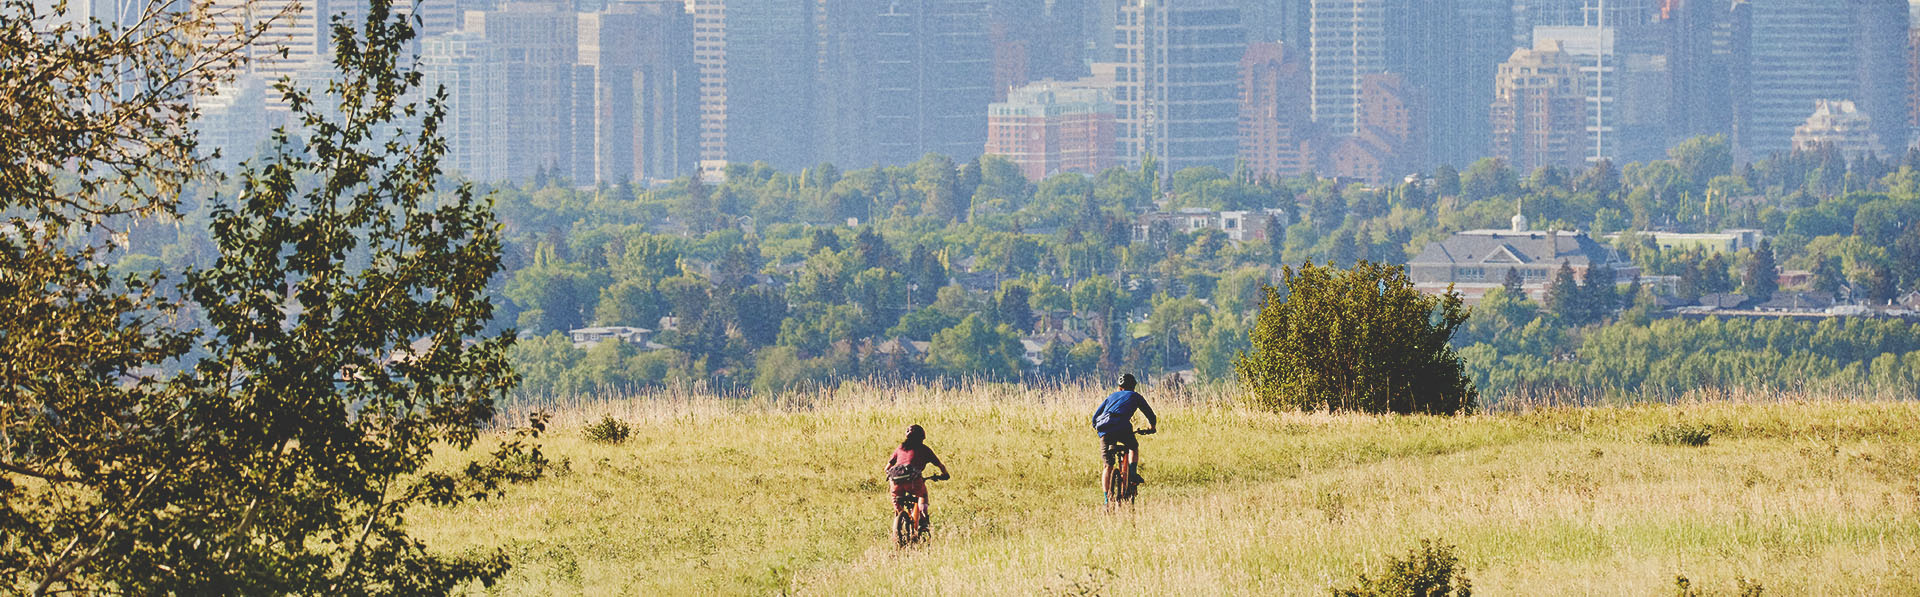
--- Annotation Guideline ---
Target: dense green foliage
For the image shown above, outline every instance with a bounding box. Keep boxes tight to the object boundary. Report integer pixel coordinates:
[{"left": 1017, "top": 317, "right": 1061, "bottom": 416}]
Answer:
[
  {"left": 99, "top": 95, "right": 1920, "bottom": 402},
  {"left": 1329, "top": 540, "right": 1472, "bottom": 597},
  {"left": 3, "top": 3, "right": 541, "bottom": 592},
  {"left": 1462, "top": 301, "right": 1920, "bottom": 397},
  {"left": 1237, "top": 261, "right": 1474, "bottom": 414}
]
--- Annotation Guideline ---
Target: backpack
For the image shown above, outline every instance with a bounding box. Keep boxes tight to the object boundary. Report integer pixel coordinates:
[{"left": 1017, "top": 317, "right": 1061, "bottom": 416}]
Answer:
[
  {"left": 1093, "top": 411, "right": 1127, "bottom": 433},
  {"left": 886, "top": 464, "right": 919, "bottom": 483}
]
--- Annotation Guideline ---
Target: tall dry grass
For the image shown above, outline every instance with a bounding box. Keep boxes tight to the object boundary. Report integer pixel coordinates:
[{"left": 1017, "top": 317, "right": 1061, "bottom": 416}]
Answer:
[{"left": 415, "top": 384, "right": 1920, "bottom": 595}]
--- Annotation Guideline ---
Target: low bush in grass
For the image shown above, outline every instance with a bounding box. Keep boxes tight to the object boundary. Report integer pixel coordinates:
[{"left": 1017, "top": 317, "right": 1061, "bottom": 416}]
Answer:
[
  {"left": 1651, "top": 423, "right": 1712, "bottom": 447},
  {"left": 1329, "top": 540, "right": 1470, "bottom": 597},
  {"left": 582, "top": 415, "right": 631, "bottom": 444},
  {"left": 1673, "top": 574, "right": 1764, "bottom": 596}
]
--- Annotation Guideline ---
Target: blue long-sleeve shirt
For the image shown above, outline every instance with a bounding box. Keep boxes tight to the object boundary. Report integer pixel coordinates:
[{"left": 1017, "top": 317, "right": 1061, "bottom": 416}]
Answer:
[{"left": 1091, "top": 390, "right": 1156, "bottom": 436}]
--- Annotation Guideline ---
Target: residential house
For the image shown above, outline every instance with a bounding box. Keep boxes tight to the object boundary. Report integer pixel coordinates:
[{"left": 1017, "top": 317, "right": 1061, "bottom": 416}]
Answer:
[
  {"left": 1407, "top": 211, "right": 1635, "bottom": 303},
  {"left": 569, "top": 326, "right": 666, "bottom": 350},
  {"left": 1133, "top": 208, "right": 1288, "bottom": 243}
]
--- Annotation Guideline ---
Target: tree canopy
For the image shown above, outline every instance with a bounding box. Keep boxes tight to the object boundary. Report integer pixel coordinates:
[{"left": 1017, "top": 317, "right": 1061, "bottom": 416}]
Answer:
[{"left": 1236, "top": 261, "right": 1476, "bottom": 414}]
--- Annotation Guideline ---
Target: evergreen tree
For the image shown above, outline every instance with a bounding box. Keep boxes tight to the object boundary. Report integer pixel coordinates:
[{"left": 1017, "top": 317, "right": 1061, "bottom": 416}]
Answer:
[
  {"left": 1502, "top": 267, "right": 1525, "bottom": 296},
  {"left": 1329, "top": 228, "right": 1359, "bottom": 267},
  {"left": 1741, "top": 239, "right": 1779, "bottom": 300},
  {"left": 994, "top": 283, "right": 1036, "bottom": 333},
  {"left": 853, "top": 227, "right": 899, "bottom": 270},
  {"left": 1581, "top": 265, "right": 1618, "bottom": 321},
  {"left": 1545, "top": 261, "right": 1582, "bottom": 322},
  {"left": 1812, "top": 256, "right": 1845, "bottom": 294},
  {"left": 1892, "top": 222, "right": 1920, "bottom": 292},
  {"left": 1266, "top": 214, "right": 1286, "bottom": 259}
]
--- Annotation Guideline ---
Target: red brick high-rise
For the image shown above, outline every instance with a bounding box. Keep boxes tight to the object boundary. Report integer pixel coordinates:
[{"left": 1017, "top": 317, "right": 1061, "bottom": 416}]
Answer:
[
  {"left": 984, "top": 82, "right": 1117, "bottom": 181},
  {"left": 1491, "top": 41, "right": 1587, "bottom": 173},
  {"left": 1237, "top": 42, "right": 1318, "bottom": 179},
  {"left": 1324, "top": 72, "right": 1427, "bottom": 183}
]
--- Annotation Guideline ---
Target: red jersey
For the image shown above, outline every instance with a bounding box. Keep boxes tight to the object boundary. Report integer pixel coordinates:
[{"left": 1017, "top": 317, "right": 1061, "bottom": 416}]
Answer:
[{"left": 889, "top": 444, "right": 940, "bottom": 475}]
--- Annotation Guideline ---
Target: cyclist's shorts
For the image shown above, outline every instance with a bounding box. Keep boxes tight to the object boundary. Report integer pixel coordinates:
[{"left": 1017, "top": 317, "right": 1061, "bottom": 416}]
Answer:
[
  {"left": 1101, "top": 431, "right": 1138, "bottom": 463},
  {"left": 890, "top": 480, "right": 928, "bottom": 503}
]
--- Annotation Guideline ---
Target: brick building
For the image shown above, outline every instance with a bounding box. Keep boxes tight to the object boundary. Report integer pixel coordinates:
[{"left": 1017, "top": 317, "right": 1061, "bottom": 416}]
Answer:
[
  {"left": 1237, "top": 41, "right": 1318, "bottom": 179},
  {"left": 984, "top": 82, "right": 1117, "bottom": 181},
  {"left": 1491, "top": 40, "right": 1587, "bottom": 173}
]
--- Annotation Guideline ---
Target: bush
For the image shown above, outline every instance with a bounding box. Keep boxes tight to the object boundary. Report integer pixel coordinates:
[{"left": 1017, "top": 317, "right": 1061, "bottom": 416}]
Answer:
[
  {"left": 1330, "top": 540, "right": 1471, "bottom": 597},
  {"left": 1651, "top": 423, "right": 1711, "bottom": 447},
  {"left": 1673, "top": 575, "right": 1764, "bottom": 596},
  {"left": 1237, "top": 261, "right": 1476, "bottom": 414},
  {"left": 583, "top": 415, "right": 632, "bottom": 444}
]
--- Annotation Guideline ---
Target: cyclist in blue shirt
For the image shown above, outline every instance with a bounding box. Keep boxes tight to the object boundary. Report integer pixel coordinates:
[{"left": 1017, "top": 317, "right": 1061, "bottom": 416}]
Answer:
[{"left": 1091, "top": 373, "right": 1157, "bottom": 484}]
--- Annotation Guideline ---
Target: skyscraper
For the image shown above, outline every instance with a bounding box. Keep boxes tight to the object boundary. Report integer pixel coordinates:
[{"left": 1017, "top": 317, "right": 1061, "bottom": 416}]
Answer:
[
  {"left": 1531, "top": 25, "right": 1621, "bottom": 164},
  {"left": 1238, "top": 0, "right": 1309, "bottom": 50},
  {"left": 818, "top": 0, "right": 992, "bottom": 167},
  {"left": 984, "top": 81, "right": 1117, "bottom": 180},
  {"left": 1238, "top": 41, "right": 1318, "bottom": 178},
  {"left": 1851, "top": 0, "right": 1910, "bottom": 154},
  {"left": 466, "top": 3, "right": 577, "bottom": 181},
  {"left": 1382, "top": 0, "right": 1514, "bottom": 168},
  {"left": 1324, "top": 71, "right": 1425, "bottom": 182},
  {"left": 1309, "top": 0, "right": 1385, "bottom": 137},
  {"left": 1492, "top": 40, "right": 1587, "bottom": 172},
  {"left": 574, "top": 1, "right": 699, "bottom": 184},
  {"left": 202, "top": 0, "right": 322, "bottom": 110},
  {"left": 688, "top": 0, "right": 816, "bottom": 172},
  {"left": 1792, "top": 99, "right": 1885, "bottom": 155},
  {"left": 419, "top": 31, "right": 508, "bottom": 181},
  {"left": 1662, "top": 0, "right": 1734, "bottom": 143},
  {"left": 1740, "top": 0, "right": 1906, "bottom": 157},
  {"left": 1116, "top": 0, "right": 1246, "bottom": 173}
]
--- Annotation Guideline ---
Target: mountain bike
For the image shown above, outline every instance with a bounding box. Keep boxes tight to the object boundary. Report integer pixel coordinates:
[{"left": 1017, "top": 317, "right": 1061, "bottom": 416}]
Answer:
[
  {"left": 1102, "top": 428, "right": 1153, "bottom": 506},
  {"left": 893, "top": 474, "right": 947, "bottom": 547}
]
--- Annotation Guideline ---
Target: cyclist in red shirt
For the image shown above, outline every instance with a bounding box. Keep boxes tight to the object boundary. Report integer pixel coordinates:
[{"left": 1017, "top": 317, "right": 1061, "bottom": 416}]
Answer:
[{"left": 884, "top": 424, "right": 950, "bottom": 531}]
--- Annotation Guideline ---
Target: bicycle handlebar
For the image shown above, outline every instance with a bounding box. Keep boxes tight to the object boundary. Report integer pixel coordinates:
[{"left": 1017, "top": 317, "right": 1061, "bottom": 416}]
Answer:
[{"left": 1138, "top": 427, "right": 1156, "bottom": 435}]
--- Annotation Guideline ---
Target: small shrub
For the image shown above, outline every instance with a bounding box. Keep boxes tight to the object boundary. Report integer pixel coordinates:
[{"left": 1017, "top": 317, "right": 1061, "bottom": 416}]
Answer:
[
  {"left": 583, "top": 415, "right": 632, "bottom": 444},
  {"left": 1045, "top": 566, "right": 1117, "bottom": 597},
  {"left": 1651, "top": 423, "right": 1712, "bottom": 447},
  {"left": 1673, "top": 574, "right": 1764, "bottom": 596},
  {"left": 1330, "top": 540, "right": 1470, "bottom": 597}
]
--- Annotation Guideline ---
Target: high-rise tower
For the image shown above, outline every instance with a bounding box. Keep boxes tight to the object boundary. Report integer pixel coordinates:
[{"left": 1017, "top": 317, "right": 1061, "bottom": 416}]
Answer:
[
  {"left": 1492, "top": 40, "right": 1587, "bottom": 172},
  {"left": 1741, "top": 0, "right": 1909, "bottom": 157},
  {"left": 1116, "top": 0, "right": 1246, "bottom": 173},
  {"left": 466, "top": 3, "right": 577, "bottom": 182},
  {"left": 688, "top": 0, "right": 816, "bottom": 173},
  {"left": 574, "top": 1, "right": 700, "bottom": 184},
  {"left": 1308, "top": 0, "right": 1385, "bottom": 137}
]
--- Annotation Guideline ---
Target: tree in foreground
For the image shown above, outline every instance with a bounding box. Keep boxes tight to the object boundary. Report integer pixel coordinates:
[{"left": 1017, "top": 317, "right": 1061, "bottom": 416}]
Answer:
[
  {"left": 3, "top": 0, "right": 543, "bottom": 592},
  {"left": 1235, "top": 261, "right": 1475, "bottom": 414}
]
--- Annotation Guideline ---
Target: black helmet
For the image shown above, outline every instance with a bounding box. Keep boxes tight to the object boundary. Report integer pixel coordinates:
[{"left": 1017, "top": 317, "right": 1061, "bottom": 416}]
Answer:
[
  {"left": 904, "top": 424, "right": 926, "bottom": 444},
  {"left": 1117, "top": 373, "right": 1137, "bottom": 390}
]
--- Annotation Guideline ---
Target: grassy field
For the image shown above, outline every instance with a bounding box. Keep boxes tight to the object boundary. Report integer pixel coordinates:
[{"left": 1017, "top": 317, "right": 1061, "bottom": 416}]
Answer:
[{"left": 411, "top": 385, "right": 1920, "bottom": 595}]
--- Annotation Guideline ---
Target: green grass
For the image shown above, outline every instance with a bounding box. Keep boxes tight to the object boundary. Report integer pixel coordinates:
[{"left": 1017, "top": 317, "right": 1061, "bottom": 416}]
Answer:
[{"left": 412, "top": 385, "right": 1920, "bottom": 595}]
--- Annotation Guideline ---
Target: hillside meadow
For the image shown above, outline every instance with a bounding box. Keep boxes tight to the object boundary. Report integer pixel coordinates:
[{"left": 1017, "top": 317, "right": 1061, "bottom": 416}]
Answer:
[{"left": 411, "top": 385, "right": 1920, "bottom": 595}]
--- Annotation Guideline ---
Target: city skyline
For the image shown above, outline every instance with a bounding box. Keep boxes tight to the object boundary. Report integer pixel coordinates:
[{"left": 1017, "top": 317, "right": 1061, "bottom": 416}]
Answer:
[{"left": 182, "top": 0, "right": 1920, "bottom": 186}]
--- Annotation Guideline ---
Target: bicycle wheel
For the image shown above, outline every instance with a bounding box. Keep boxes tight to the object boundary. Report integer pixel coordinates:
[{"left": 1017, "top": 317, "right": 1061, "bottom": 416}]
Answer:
[
  {"left": 1103, "top": 460, "right": 1120, "bottom": 504},
  {"left": 1116, "top": 452, "right": 1133, "bottom": 503},
  {"left": 895, "top": 508, "right": 913, "bottom": 547},
  {"left": 1122, "top": 450, "right": 1138, "bottom": 501}
]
